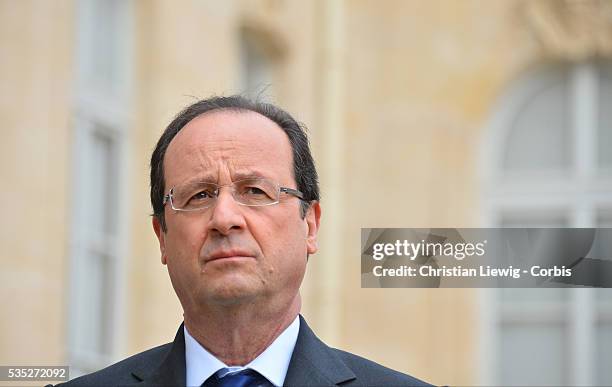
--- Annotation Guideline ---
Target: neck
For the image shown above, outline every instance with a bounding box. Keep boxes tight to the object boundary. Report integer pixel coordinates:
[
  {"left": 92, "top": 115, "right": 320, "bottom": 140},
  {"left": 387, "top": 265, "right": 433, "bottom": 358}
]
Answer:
[{"left": 183, "top": 295, "right": 301, "bottom": 366}]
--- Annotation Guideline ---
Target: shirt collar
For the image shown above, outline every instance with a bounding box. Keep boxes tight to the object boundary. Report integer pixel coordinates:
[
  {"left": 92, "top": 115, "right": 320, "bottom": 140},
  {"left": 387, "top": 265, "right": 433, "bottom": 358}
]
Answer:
[{"left": 184, "top": 316, "right": 300, "bottom": 387}]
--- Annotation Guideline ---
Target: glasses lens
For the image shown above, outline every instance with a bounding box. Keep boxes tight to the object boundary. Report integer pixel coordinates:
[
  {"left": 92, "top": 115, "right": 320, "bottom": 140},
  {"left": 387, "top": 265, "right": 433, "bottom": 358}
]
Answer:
[
  {"left": 174, "top": 182, "right": 218, "bottom": 210},
  {"left": 233, "top": 178, "right": 279, "bottom": 206},
  {"left": 170, "top": 178, "right": 281, "bottom": 210}
]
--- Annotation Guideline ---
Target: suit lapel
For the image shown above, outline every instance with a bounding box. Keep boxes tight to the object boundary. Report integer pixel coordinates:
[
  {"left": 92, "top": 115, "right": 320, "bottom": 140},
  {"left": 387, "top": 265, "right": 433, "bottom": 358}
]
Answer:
[
  {"left": 133, "top": 323, "right": 187, "bottom": 386},
  {"left": 284, "top": 316, "right": 356, "bottom": 386}
]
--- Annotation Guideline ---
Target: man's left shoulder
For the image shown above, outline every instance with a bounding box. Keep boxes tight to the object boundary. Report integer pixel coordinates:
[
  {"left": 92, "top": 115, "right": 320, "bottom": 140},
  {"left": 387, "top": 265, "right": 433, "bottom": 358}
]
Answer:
[
  {"left": 292, "top": 315, "right": 433, "bottom": 386},
  {"left": 329, "top": 347, "right": 432, "bottom": 387}
]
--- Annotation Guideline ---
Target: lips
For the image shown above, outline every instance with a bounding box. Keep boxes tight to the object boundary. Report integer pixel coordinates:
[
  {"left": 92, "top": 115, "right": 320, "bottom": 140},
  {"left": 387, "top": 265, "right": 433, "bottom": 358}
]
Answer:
[{"left": 206, "top": 249, "right": 254, "bottom": 263}]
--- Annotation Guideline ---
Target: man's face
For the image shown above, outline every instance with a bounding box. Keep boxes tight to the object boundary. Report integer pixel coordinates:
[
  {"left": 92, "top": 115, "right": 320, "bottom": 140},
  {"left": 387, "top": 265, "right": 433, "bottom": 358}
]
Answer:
[{"left": 153, "top": 110, "right": 320, "bottom": 311}]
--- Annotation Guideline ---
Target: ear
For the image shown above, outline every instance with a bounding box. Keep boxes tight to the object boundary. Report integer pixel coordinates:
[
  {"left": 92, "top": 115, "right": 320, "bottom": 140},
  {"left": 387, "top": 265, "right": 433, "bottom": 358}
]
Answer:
[
  {"left": 305, "top": 202, "right": 321, "bottom": 255},
  {"left": 152, "top": 217, "right": 168, "bottom": 265}
]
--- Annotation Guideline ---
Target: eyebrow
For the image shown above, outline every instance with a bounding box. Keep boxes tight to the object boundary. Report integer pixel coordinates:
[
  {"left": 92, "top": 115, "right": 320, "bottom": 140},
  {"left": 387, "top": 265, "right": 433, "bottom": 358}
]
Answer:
[
  {"left": 232, "top": 170, "right": 268, "bottom": 181},
  {"left": 177, "top": 170, "right": 270, "bottom": 189}
]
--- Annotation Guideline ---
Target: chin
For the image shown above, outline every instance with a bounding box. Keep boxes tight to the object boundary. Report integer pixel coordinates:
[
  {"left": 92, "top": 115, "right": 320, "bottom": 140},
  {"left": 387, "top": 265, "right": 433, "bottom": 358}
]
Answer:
[{"left": 202, "top": 280, "right": 262, "bottom": 306}]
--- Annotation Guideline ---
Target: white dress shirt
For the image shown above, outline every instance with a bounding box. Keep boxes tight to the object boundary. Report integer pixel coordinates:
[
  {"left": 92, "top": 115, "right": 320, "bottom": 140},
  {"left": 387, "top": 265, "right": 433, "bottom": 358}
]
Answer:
[{"left": 184, "top": 316, "right": 300, "bottom": 387}]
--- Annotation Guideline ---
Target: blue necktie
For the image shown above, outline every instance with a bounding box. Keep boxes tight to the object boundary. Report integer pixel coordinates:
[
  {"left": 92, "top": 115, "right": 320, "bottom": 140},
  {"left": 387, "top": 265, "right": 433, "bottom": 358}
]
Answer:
[{"left": 201, "top": 368, "right": 273, "bottom": 387}]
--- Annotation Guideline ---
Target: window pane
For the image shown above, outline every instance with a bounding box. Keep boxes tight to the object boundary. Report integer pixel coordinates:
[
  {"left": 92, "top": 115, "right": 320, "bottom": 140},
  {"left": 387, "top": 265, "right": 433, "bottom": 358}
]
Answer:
[
  {"left": 240, "top": 32, "right": 275, "bottom": 101},
  {"left": 597, "top": 210, "right": 612, "bottom": 228},
  {"left": 596, "top": 324, "right": 612, "bottom": 386},
  {"left": 587, "top": 226, "right": 612, "bottom": 261},
  {"left": 86, "top": 0, "right": 125, "bottom": 89},
  {"left": 503, "top": 78, "right": 571, "bottom": 171},
  {"left": 91, "top": 128, "right": 117, "bottom": 235},
  {"left": 596, "top": 212, "right": 612, "bottom": 305},
  {"left": 500, "top": 324, "right": 568, "bottom": 386},
  {"left": 498, "top": 214, "right": 570, "bottom": 302},
  {"left": 79, "top": 251, "right": 113, "bottom": 357},
  {"left": 598, "top": 65, "right": 612, "bottom": 168},
  {"left": 499, "top": 213, "right": 568, "bottom": 228},
  {"left": 500, "top": 288, "right": 567, "bottom": 303}
]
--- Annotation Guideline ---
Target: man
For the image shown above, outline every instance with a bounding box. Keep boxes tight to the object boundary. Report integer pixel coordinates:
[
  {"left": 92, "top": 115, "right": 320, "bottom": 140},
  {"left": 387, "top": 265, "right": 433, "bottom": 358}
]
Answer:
[{"left": 61, "top": 96, "right": 431, "bottom": 386}]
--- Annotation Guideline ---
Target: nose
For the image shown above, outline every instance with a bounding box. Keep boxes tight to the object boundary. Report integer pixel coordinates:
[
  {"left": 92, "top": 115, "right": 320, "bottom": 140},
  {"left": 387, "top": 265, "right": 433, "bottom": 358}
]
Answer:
[{"left": 206, "top": 187, "right": 247, "bottom": 235}]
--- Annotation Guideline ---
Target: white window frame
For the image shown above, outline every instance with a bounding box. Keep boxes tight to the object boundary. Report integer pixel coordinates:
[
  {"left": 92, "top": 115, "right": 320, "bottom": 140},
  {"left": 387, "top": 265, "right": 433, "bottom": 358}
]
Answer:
[
  {"left": 68, "top": 0, "right": 133, "bottom": 376},
  {"left": 479, "top": 62, "right": 612, "bottom": 386}
]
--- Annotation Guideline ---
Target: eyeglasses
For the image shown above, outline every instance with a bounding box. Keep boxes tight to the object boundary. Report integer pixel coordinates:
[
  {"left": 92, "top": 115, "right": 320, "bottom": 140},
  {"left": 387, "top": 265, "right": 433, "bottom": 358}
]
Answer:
[{"left": 163, "top": 178, "right": 305, "bottom": 211}]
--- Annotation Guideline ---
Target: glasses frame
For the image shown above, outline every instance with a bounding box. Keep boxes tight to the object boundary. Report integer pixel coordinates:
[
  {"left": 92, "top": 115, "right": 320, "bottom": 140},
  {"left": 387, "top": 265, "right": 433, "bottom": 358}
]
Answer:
[{"left": 162, "top": 178, "right": 306, "bottom": 212}]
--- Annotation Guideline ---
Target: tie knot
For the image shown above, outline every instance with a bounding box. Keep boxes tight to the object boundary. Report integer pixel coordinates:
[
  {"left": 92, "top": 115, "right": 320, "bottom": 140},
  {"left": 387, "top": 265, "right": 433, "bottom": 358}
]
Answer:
[{"left": 202, "top": 368, "right": 273, "bottom": 387}]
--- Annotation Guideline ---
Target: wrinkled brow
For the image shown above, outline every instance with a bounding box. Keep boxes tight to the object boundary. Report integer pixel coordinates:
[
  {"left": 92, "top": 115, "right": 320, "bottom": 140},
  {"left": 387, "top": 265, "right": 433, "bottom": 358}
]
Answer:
[{"left": 176, "top": 170, "right": 269, "bottom": 190}]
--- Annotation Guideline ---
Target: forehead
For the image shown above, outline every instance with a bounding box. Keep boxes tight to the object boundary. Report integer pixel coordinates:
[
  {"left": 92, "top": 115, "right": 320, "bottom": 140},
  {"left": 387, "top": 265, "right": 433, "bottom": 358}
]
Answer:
[{"left": 163, "top": 110, "right": 294, "bottom": 187}]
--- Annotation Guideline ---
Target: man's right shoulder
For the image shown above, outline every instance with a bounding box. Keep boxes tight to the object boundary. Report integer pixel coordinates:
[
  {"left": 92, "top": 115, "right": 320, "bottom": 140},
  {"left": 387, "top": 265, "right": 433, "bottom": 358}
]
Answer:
[
  {"left": 57, "top": 342, "right": 172, "bottom": 387},
  {"left": 329, "top": 347, "right": 433, "bottom": 387}
]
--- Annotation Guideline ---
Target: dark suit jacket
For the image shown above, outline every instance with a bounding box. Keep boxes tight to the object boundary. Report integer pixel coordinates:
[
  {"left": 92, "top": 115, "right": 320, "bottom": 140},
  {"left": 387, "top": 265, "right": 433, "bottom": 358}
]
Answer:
[{"left": 58, "top": 315, "right": 432, "bottom": 386}]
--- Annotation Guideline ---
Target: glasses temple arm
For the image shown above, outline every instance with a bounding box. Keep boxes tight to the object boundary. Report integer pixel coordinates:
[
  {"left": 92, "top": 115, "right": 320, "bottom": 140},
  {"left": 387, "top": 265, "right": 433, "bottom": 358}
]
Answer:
[{"left": 280, "top": 187, "right": 306, "bottom": 201}]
